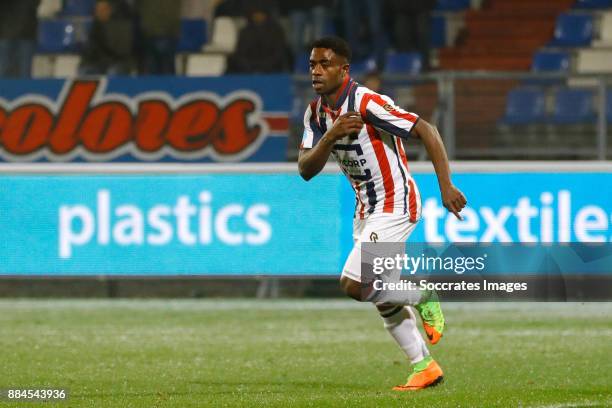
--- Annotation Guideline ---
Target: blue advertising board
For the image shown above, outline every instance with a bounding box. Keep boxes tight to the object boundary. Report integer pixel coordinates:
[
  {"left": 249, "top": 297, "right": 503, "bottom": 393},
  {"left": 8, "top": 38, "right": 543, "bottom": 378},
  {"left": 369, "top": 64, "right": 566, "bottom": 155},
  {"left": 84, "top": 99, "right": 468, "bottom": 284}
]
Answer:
[
  {"left": 0, "top": 75, "right": 291, "bottom": 163},
  {"left": 1, "top": 171, "right": 611, "bottom": 275},
  {"left": 411, "top": 173, "right": 612, "bottom": 244}
]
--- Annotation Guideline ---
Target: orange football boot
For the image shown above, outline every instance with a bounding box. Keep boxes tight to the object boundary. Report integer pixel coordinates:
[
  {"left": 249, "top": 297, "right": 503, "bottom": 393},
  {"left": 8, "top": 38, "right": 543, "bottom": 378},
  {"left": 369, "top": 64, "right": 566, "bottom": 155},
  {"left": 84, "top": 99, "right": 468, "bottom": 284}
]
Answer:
[
  {"left": 414, "top": 290, "right": 445, "bottom": 345},
  {"left": 392, "top": 357, "right": 444, "bottom": 391}
]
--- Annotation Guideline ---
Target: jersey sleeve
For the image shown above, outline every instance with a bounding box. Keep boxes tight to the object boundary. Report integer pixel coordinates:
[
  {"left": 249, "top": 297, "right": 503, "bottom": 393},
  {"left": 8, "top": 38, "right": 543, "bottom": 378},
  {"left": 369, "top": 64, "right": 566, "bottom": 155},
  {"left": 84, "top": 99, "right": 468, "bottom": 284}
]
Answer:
[
  {"left": 300, "top": 102, "right": 323, "bottom": 149},
  {"left": 360, "top": 92, "right": 419, "bottom": 139}
]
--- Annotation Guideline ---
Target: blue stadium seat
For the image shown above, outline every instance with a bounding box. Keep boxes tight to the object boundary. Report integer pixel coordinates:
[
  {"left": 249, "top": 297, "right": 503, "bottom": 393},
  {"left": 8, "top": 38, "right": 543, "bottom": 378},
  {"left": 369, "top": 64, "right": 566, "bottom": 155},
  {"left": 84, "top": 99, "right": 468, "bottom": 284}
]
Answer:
[
  {"left": 550, "top": 88, "right": 596, "bottom": 124},
  {"left": 61, "top": 0, "right": 95, "bottom": 16},
  {"left": 350, "top": 58, "right": 377, "bottom": 75},
  {"left": 294, "top": 52, "right": 310, "bottom": 74},
  {"left": 322, "top": 17, "right": 336, "bottom": 36},
  {"left": 574, "top": 0, "right": 612, "bottom": 9},
  {"left": 431, "top": 15, "right": 446, "bottom": 48},
  {"left": 549, "top": 14, "right": 594, "bottom": 47},
  {"left": 499, "top": 88, "right": 546, "bottom": 125},
  {"left": 532, "top": 51, "right": 570, "bottom": 72},
  {"left": 435, "top": 0, "right": 470, "bottom": 11},
  {"left": 178, "top": 19, "right": 207, "bottom": 52},
  {"left": 384, "top": 52, "right": 422, "bottom": 74},
  {"left": 37, "top": 20, "right": 79, "bottom": 53}
]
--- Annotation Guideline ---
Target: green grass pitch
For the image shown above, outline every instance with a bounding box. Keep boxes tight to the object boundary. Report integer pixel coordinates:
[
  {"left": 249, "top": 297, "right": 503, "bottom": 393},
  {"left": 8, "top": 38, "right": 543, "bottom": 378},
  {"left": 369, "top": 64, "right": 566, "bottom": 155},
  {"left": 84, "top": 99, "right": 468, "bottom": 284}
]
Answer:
[{"left": 1, "top": 299, "right": 610, "bottom": 407}]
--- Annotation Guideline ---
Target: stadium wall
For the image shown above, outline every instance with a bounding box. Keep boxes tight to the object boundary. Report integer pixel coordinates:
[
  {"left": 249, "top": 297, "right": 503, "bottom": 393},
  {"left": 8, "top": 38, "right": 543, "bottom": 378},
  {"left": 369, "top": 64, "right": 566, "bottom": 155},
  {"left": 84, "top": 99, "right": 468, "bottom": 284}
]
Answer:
[
  {"left": 1, "top": 161, "right": 612, "bottom": 298},
  {"left": 0, "top": 76, "right": 292, "bottom": 163}
]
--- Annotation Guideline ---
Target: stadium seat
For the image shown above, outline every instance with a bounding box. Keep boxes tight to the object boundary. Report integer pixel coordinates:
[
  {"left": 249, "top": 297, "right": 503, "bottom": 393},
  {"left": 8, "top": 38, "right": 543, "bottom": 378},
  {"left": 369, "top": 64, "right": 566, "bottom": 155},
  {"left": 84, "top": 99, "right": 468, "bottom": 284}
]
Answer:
[
  {"left": 37, "top": 19, "right": 79, "bottom": 53},
  {"left": 202, "top": 17, "right": 238, "bottom": 53},
  {"left": 185, "top": 54, "right": 227, "bottom": 76},
  {"left": 527, "top": 51, "right": 571, "bottom": 85},
  {"left": 593, "top": 12, "right": 612, "bottom": 47},
  {"left": 294, "top": 52, "right": 310, "bottom": 74},
  {"left": 38, "top": 0, "right": 62, "bottom": 18},
  {"left": 384, "top": 52, "right": 422, "bottom": 75},
  {"left": 431, "top": 15, "right": 446, "bottom": 48},
  {"left": 350, "top": 58, "right": 377, "bottom": 75},
  {"left": 499, "top": 88, "right": 546, "bottom": 125},
  {"left": 31, "top": 54, "right": 81, "bottom": 78},
  {"left": 53, "top": 54, "right": 81, "bottom": 78},
  {"left": 576, "top": 49, "right": 612, "bottom": 73},
  {"left": 322, "top": 17, "right": 336, "bottom": 36},
  {"left": 574, "top": 0, "right": 612, "bottom": 9},
  {"left": 550, "top": 88, "right": 596, "bottom": 124},
  {"left": 178, "top": 19, "right": 207, "bottom": 52},
  {"left": 549, "top": 14, "right": 594, "bottom": 47},
  {"left": 31, "top": 54, "right": 54, "bottom": 77},
  {"left": 532, "top": 51, "right": 570, "bottom": 72},
  {"left": 60, "top": 0, "right": 95, "bottom": 16},
  {"left": 435, "top": 0, "right": 470, "bottom": 11}
]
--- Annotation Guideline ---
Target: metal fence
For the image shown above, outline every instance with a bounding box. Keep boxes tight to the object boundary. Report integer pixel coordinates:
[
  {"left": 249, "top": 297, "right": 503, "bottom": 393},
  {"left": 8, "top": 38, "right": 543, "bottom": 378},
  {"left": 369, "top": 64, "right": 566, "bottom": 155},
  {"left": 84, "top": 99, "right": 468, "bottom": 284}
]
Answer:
[{"left": 292, "top": 72, "right": 611, "bottom": 161}]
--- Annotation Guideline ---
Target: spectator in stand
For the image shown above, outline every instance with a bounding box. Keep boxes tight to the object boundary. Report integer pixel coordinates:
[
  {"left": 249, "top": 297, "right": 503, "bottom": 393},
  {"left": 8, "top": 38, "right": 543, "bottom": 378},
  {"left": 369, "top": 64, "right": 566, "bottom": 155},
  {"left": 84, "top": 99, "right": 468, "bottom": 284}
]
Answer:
[
  {"left": 339, "top": 0, "right": 386, "bottom": 70},
  {"left": 388, "top": 0, "right": 437, "bottom": 71},
  {"left": 362, "top": 69, "right": 395, "bottom": 99},
  {"left": 363, "top": 70, "right": 383, "bottom": 93},
  {"left": 280, "top": 0, "right": 328, "bottom": 59},
  {"left": 80, "top": 0, "right": 134, "bottom": 75},
  {"left": 226, "top": 2, "right": 289, "bottom": 74},
  {"left": 213, "top": 0, "right": 247, "bottom": 18},
  {"left": 135, "top": 0, "right": 182, "bottom": 75},
  {"left": 0, "top": 0, "right": 40, "bottom": 78},
  {"left": 182, "top": 0, "right": 216, "bottom": 21}
]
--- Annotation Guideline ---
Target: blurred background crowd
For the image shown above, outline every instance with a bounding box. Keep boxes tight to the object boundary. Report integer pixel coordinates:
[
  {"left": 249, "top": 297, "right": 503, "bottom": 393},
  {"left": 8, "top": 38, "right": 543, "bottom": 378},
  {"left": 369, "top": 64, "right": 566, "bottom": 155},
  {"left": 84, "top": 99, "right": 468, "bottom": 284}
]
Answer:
[
  {"left": 0, "top": 0, "right": 438, "bottom": 78},
  {"left": 1, "top": 0, "right": 612, "bottom": 160}
]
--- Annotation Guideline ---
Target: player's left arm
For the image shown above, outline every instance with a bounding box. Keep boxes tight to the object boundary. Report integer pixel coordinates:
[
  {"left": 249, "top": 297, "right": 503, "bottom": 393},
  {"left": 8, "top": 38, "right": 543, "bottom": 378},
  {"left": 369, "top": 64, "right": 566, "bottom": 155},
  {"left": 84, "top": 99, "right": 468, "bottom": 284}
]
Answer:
[
  {"left": 412, "top": 119, "right": 467, "bottom": 220},
  {"left": 364, "top": 93, "right": 467, "bottom": 219}
]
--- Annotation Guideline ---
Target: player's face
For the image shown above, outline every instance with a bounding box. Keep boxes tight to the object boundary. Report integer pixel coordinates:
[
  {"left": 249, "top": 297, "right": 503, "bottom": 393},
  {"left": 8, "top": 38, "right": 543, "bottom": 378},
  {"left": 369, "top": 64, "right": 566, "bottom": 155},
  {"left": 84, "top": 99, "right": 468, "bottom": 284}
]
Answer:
[{"left": 310, "top": 48, "right": 349, "bottom": 95}]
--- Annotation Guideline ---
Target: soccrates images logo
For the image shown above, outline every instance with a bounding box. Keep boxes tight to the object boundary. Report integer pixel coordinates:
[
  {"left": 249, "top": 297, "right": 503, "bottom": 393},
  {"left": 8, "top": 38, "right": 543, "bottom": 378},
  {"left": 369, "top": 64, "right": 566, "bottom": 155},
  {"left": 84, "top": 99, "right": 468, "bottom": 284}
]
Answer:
[{"left": 0, "top": 79, "right": 269, "bottom": 162}]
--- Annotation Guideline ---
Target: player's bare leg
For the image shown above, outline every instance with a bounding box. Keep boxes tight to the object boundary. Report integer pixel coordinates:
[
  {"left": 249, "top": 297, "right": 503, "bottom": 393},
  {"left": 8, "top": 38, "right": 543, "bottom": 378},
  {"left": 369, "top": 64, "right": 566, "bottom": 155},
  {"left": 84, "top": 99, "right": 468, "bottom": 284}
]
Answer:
[{"left": 339, "top": 275, "right": 444, "bottom": 390}]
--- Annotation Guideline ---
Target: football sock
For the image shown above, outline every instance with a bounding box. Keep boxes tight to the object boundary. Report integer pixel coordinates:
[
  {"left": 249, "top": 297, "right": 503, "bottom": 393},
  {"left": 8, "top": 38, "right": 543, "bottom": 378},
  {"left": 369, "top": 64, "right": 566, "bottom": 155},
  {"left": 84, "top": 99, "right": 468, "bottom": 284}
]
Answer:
[
  {"left": 380, "top": 305, "right": 430, "bottom": 365},
  {"left": 366, "top": 282, "right": 424, "bottom": 305}
]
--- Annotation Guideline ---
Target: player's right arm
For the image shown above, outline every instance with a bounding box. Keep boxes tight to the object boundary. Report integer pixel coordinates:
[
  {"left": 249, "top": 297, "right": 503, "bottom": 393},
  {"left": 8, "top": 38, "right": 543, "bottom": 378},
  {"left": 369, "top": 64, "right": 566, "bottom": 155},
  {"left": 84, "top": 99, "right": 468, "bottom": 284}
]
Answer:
[{"left": 298, "top": 111, "right": 363, "bottom": 181}]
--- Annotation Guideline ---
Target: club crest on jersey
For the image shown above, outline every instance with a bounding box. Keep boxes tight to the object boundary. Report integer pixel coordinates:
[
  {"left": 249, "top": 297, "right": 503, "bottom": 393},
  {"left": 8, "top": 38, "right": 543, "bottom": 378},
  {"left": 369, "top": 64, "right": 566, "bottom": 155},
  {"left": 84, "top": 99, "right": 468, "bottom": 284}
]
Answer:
[{"left": 382, "top": 103, "right": 395, "bottom": 112}]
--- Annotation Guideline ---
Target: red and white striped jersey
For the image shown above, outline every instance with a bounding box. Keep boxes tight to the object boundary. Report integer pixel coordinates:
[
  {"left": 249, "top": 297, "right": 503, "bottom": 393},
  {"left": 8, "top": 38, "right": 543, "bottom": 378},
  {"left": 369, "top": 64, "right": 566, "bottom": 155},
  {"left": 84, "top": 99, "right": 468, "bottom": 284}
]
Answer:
[{"left": 301, "top": 76, "right": 422, "bottom": 221}]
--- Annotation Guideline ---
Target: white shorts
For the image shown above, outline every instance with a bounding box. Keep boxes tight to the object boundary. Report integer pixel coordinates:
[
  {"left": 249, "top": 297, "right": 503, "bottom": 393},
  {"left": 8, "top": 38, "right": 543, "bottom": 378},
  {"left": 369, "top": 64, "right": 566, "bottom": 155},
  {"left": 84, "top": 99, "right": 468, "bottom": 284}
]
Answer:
[{"left": 341, "top": 213, "right": 418, "bottom": 282}]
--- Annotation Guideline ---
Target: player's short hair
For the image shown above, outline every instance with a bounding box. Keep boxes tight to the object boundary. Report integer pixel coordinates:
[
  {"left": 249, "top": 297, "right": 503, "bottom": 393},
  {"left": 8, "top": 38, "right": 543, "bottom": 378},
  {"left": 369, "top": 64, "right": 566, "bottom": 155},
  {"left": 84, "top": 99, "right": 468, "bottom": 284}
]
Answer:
[{"left": 311, "top": 37, "right": 352, "bottom": 63}]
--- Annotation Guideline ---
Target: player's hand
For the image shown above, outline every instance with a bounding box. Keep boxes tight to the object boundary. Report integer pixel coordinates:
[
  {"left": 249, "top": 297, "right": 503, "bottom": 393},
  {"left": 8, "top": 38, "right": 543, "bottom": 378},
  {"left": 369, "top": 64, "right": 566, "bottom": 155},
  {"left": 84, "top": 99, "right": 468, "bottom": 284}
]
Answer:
[
  {"left": 441, "top": 184, "right": 467, "bottom": 220},
  {"left": 327, "top": 112, "right": 364, "bottom": 141}
]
